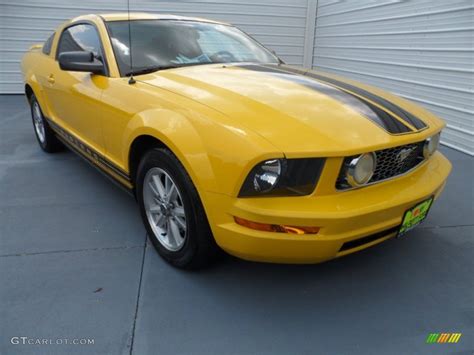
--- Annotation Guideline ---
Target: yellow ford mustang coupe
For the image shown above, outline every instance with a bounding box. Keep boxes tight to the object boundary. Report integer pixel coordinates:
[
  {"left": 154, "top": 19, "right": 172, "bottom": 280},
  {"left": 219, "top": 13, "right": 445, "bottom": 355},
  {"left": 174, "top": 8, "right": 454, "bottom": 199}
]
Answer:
[{"left": 21, "top": 13, "right": 451, "bottom": 268}]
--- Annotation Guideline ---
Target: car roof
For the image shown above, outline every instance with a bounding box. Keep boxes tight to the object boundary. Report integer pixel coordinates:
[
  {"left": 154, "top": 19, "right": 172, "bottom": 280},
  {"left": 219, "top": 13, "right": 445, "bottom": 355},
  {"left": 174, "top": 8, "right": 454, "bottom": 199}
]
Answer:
[{"left": 70, "top": 13, "right": 229, "bottom": 25}]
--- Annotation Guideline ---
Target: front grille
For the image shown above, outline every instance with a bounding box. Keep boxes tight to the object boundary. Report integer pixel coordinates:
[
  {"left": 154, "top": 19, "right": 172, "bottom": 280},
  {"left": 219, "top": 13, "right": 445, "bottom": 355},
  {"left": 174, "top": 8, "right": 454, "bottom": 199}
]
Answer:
[{"left": 337, "top": 141, "right": 425, "bottom": 190}]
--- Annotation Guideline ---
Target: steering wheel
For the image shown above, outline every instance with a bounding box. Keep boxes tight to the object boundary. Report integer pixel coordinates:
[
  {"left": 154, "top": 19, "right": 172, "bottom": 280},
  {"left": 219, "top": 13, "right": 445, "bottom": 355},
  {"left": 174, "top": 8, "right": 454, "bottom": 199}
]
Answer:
[{"left": 210, "top": 50, "right": 237, "bottom": 63}]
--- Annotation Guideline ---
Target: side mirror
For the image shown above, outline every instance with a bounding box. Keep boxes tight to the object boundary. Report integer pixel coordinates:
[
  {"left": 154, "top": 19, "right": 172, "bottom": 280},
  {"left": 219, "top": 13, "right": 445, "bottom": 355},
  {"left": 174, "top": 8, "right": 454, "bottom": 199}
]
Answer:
[{"left": 58, "top": 51, "right": 104, "bottom": 75}]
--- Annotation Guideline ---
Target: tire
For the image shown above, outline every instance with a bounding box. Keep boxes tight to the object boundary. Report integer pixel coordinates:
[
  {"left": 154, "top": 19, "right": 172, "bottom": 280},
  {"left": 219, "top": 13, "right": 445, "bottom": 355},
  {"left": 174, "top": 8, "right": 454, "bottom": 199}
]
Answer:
[
  {"left": 29, "top": 94, "right": 63, "bottom": 153},
  {"left": 136, "top": 147, "right": 219, "bottom": 269}
]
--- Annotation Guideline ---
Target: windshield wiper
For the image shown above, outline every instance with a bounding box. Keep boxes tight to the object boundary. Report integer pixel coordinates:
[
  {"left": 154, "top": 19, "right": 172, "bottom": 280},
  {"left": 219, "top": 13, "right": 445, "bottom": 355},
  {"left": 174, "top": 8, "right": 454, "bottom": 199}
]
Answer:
[
  {"left": 125, "top": 65, "right": 178, "bottom": 77},
  {"left": 125, "top": 62, "right": 220, "bottom": 77},
  {"left": 171, "top": 62, "right": 214, "bottom": 68}
]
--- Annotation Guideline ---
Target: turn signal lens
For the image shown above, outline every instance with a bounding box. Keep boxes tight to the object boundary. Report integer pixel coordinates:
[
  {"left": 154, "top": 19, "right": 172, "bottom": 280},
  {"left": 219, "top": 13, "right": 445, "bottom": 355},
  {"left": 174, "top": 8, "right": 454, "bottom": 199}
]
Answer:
[{"left": 234, "top": 217, "right": 320, "bottom": 235}]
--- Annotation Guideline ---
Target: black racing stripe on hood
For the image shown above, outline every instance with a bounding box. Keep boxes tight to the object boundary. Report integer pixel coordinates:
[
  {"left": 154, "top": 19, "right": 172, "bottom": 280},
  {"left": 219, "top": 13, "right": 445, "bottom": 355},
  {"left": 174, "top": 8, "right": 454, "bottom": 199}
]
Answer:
[
  {"left": 278, "top": 65, "right": 428, "bottom": 131},
  {"left": 238, "top": 64, "right": 412, "bottom": 134}
]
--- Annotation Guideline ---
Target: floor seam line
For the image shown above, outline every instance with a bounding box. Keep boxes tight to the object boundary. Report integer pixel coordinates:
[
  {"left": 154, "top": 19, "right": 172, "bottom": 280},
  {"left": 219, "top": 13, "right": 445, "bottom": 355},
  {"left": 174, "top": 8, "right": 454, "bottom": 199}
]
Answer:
[
  {"left": 420, "top": 224, "right": 474, "bottom": 229},
  {"left": 129, "top": 232, "right": 147, "bottom": 355},
  {"left": 0, "top": 245, "right": 144, "bottom": 258}
]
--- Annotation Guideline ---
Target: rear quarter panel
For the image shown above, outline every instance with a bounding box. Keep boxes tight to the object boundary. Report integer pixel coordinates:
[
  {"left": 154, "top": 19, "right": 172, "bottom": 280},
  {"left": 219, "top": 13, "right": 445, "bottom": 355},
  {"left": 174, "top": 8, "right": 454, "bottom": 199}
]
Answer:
[{"left": 21, "top": 46, "right": 56, "bottom": 117}]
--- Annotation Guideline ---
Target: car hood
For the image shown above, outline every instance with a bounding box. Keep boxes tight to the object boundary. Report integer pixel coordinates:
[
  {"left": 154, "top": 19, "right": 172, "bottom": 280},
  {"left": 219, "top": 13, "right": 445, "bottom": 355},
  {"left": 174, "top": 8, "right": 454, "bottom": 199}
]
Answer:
[{"left": 140, "top": 63, "right": 443, "bottom": 156}]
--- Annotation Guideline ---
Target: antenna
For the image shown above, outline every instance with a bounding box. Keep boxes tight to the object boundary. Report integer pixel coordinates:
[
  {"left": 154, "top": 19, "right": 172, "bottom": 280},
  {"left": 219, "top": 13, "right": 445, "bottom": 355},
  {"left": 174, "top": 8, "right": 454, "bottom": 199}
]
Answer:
[{"left": 127, "top": 0, "right": 135, "bottom": 84}]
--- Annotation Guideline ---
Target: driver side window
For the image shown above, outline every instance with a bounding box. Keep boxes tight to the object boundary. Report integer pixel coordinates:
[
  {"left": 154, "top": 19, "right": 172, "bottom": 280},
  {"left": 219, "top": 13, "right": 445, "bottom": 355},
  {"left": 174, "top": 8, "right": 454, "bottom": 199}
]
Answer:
[{"left": 57, "top": 24, "right": 102, "bottom": 59}]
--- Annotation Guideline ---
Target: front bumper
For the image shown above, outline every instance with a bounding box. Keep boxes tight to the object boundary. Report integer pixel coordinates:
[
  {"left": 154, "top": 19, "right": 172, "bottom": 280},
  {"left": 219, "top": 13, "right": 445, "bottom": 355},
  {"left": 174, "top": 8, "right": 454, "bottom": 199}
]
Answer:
[{"left": 203, "top": 152, "right": 451, "bottom": 263}]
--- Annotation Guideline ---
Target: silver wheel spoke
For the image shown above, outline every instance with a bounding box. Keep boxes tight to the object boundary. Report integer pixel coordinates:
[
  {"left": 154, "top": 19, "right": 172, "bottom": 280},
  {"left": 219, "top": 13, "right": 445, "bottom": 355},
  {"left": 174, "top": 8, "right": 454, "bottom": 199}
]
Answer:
[
  {"left": 164, "top": 175, "right": 172, "bottom": 198},
  {"left": 151, "top": 175, "right": 165, "bottom": 198},
  {"left": 34, "top": 105, "right": 42, "bottom": 119},
  {"left": 148, "top": 181, "right": 160, "bottom": 197},
  {"left": 175, "top": 216, "right": 186, "bottom": 230},
  {"left": 148, "top": 204, "right": 161, "bottom": 214},
  {"left": 32, "top": 102, "right": 46, "bottom": 143},
  {"left": 167, "top": 184, "right": 178, "bottom": 203},
  {"left": 167, "top": 219, "right": 182, "bottom": 247},
  {"left": 143, "top": 167, "right": 187, "bottom": 252},
  {"left": 154, "top": 214, "right": 166, "bottom": 228},
  {"left": 173, "top": 206, "right": 185, "bottom": 217}
]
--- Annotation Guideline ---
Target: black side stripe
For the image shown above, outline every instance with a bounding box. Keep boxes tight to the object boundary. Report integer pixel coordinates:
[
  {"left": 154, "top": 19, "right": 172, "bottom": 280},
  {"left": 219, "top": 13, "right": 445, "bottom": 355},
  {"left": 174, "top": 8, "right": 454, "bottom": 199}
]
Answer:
[
  {"left": 239, "top": 64, "right": 411, "bottom": 134},
  {"left": 278, "top": 65, "right": 428, "bottom": 130},
  {"left": 46, "top": 118, "right": 132, "bottom": 182},
  {"left": 55, "top": 134, "right": 134, "bottom": 195}
]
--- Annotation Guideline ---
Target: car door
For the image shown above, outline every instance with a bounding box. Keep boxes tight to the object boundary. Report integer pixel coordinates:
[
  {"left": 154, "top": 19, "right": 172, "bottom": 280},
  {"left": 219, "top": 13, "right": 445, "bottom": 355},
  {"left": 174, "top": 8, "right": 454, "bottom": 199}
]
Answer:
[{"left": 42, "top": 22, "right": 108, "bottom": 155}]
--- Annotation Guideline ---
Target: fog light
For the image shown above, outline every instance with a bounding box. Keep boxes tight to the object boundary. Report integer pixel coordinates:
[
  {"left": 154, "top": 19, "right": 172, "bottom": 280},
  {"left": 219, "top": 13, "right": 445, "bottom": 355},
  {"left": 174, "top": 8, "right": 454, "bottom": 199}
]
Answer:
[
  {"left": 345, "top": 152, "right": 376, "bottom": 187},
  {"left": 423, "top": 133, "right": 440, "bottom": 158},
  {"left": 234, "top": 217, "right": 320, "bottom": 235}
]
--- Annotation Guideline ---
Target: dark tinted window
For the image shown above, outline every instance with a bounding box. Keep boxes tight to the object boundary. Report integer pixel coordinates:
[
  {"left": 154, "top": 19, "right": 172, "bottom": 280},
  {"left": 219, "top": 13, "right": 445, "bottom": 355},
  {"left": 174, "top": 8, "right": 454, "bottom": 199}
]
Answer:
[
  {"left": 106, "top": 20, "right": 279, "bottom": 76},
  {"left": 42, "top": 33, "right": 55, "bottom": 55},
  {"left": 57, "top": 24, "right": 102, "bottom": 58}
]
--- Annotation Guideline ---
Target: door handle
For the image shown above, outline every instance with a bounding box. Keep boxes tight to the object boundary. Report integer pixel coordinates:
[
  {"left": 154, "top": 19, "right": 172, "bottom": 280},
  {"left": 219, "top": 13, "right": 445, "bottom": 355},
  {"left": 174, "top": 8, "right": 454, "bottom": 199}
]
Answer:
[{"left": 47, "top": 74, "right": 55, "bottom": 84}]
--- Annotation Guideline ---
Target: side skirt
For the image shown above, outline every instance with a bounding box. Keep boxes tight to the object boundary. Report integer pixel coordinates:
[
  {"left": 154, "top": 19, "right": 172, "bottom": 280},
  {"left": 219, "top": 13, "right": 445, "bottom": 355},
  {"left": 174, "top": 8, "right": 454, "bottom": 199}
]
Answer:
[{"left": 46, "top": 117, "right": 135, "bottom": 196}]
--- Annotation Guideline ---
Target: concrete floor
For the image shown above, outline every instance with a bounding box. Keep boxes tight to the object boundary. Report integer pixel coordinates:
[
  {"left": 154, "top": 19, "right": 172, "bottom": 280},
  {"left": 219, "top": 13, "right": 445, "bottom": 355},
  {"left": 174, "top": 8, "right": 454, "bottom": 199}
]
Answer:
[{"left": 0, "top": 94, "right": 472, "bottom": 355}]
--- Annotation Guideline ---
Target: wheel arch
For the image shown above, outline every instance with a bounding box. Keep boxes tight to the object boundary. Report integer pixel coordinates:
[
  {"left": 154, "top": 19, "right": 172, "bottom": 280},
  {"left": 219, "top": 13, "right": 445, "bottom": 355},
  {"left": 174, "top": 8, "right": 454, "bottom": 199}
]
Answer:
[
  {"left": 23, "top": 76, "right": 51, "bottom": 117},
  {"left": 128, "top": 134, "right": 167, "bottom": 184},
  {"left": 125, "top": 116, "right": 219, "bottom": 195},
  {"left": 25, "top": 84, "right": 34, "bottom": 101}
]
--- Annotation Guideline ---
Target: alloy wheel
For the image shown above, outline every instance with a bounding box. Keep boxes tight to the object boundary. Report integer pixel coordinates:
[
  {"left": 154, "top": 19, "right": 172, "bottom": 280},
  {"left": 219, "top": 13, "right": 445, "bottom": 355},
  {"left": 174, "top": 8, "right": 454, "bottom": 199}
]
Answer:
[
  {"left": 143, "top": 167, "right": 187, "bottom": 251},
  {"left": 32, "top": 101, "right": 46, "bottom": 144}
]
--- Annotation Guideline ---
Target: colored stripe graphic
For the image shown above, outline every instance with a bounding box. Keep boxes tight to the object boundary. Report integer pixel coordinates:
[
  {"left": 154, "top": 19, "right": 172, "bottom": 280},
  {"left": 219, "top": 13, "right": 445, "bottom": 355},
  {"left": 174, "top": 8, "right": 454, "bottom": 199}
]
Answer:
[
  {"left": 448, "top": 333, "right": 462, "bottom": 343},
  {"left": 279, "top": 64, "right": 428, "bottom": 131},
  {"left": 45, "top": 118, "right": 133, "bottom": 191},
  {"left": 438, "top": 333, "right": 449, "bottom": 343},
  {"left": 238, "top": 64, "right": 428, "bottom": 134},
  {"left": 239, "top": 64, "right": 411, "bottom": 134},
  {"left": 426, "top": 333, "right": 439, "bottom": 343},
  {"left": 426, "top": 333, "right": 462, "bottom": 344}
]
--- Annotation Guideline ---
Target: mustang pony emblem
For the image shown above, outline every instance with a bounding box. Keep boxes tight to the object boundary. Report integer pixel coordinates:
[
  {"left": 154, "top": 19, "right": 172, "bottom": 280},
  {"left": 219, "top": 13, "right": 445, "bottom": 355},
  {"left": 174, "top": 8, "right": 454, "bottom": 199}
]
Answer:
[{"left": 398, "top": 147, "right": 416, "bottom": 162}]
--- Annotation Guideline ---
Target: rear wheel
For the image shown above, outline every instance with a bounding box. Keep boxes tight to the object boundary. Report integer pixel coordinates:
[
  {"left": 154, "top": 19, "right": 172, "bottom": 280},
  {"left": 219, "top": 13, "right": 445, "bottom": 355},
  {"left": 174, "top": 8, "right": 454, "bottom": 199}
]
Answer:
[
  {"left": 136, "top": 148, "right": 219, "bottom": 269},
  {"left": 29, "top": 94, "right": 63, "bottom": 153}
]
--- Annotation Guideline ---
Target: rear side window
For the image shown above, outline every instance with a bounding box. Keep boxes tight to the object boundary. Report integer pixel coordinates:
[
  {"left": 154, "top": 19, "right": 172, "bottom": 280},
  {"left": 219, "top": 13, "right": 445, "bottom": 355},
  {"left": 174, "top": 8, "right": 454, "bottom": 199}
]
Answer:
[
  {"left": 42, "top": 33, "right": 55, "bottom": 55},
  {"left": 57, "top": 24, "right": 102, "bottom": 58}
]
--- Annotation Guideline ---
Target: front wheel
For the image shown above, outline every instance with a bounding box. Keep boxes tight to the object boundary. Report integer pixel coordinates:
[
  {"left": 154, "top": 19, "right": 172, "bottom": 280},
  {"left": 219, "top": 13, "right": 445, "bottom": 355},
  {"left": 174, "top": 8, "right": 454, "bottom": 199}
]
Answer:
[{"left": 136, "top": 148, "right": 219, "bottom": 269}]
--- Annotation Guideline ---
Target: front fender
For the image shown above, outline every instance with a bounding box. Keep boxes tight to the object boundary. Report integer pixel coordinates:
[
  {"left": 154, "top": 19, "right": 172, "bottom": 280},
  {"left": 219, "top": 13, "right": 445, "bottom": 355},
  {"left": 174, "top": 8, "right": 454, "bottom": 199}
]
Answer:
[
  {"left": 124, "top": 108, "right": 218, "bottom": 193},
  {"left": 123, "top": 108, "right": 282, "bottom": 196}
]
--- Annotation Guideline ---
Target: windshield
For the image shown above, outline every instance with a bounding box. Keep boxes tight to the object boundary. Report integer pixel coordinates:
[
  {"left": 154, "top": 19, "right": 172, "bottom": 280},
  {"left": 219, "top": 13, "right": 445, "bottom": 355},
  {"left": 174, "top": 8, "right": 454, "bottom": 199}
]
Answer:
[{"left": 106, "top": 20, "right": 280, "bottom": 76}]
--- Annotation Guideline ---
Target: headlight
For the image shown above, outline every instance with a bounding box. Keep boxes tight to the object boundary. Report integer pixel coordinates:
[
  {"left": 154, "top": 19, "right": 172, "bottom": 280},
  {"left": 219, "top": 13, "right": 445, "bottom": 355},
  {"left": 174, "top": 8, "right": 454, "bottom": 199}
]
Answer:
[
  {"left": 252, "top": 159, "right": 281, "bottom": 193},
  {"left": 345, "top": 152, "right": 376, "bottom": 187},
  {"left": 239, "top": 158, "right": 325, "bottom": 197},
  {"left": 423, "top": 133, "right": 440, "bottom": 158}
]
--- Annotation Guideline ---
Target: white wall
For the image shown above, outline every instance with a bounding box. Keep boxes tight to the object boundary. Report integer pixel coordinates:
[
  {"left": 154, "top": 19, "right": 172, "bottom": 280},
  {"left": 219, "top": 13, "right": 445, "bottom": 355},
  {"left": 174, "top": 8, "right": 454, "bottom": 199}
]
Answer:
[
  {"left": 311, "top": 0, "right": 474, "bottom": 155},
  {"left": 1, "top": 0, "right": 473, "bottom": 154}
]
